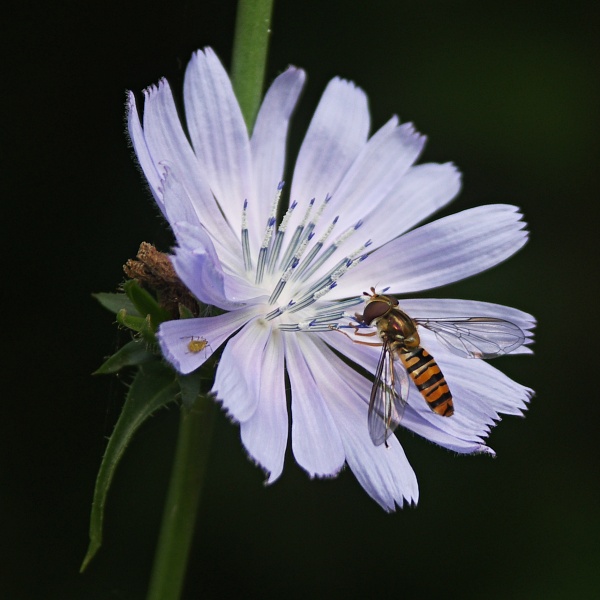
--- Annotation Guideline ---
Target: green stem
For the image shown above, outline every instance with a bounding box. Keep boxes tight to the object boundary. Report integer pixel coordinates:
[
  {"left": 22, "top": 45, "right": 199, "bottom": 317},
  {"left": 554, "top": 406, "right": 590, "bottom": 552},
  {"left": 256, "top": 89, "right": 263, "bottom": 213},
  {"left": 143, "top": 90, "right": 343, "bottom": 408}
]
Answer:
[
  {"left": 145, "top": 4, "right": 274, "bottom": 597},
  {"left": 231, "top": 0, "right": 275, "bottom": 132},
  {"left": 146, "top": 396, "right": 216, "bottom": 600}
]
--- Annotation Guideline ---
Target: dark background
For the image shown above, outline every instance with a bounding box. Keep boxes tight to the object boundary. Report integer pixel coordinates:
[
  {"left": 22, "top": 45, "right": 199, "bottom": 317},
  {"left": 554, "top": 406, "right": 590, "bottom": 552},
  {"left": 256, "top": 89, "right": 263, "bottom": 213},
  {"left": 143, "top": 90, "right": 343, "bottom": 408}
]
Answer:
[{"left": 3, "top": 1, "right": 599, "bottom": 598}]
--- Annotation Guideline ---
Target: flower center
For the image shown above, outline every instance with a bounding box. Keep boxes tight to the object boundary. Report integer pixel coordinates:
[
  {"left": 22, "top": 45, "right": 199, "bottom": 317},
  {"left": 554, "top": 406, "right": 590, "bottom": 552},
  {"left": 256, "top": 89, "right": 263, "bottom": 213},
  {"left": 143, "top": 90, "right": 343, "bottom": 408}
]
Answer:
[{"left": 241, "top": 184, "right": 368, "bottom": 332}]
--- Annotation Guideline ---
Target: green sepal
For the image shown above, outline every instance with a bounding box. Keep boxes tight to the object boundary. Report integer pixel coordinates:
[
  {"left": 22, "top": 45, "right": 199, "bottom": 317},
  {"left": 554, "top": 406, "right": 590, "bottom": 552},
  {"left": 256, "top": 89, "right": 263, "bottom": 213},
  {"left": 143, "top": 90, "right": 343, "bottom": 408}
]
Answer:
[
  {"left": 177, "top": 369, "right": 206, "bottom": 410},
  {"left": 81, "top": 361, "right": 179, "bottom": 572},
  {"left": 94, "top": 339, "right": 156, "bottom": 374},
  {"left": 93, "top": 292, "right": 141, "bottom": 316},
  {"left": 178, "top": 303, "right": 196, "bottom": 320},
  {"left": 116, "top": 309, "right": 157, "bottom": 344},
  {"left": 123, "top": 280, "right": 171, "bottom": 329},
  {"left": 116, "top": 308, "right": 147, "bottom": 332}
]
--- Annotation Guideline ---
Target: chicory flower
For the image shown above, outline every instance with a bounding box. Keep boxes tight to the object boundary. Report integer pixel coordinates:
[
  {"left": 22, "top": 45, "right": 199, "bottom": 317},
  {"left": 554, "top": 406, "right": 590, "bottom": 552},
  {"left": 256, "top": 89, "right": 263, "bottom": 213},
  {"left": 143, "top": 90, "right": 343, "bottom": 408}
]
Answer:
[{"left": 127, "top": 48, "right": 534, "bottom": 510}]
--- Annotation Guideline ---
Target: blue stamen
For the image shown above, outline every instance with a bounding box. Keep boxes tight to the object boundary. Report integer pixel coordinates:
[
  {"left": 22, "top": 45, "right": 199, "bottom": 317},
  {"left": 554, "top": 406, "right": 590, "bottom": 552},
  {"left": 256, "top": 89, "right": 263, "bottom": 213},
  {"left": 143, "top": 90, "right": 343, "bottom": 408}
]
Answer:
[
  {"left": 297, "top": 219, "right": 362, "bottom": 282},
  {"left": 268, "top": 257, "right": 299, "bottom": 304},
  {"left": 256, "top": 216, "right": 277, "bottom": 285},
  {"left": 292, "top": 216, "right": 339, "bottom": 281},
  {"left": 267, "top": 200, "right": 297, "bottom": 274},
  {"left": 241, "top": 199, "right": 252, "bottom": 271},
  {"left": 278, "top": 198, "right": 314, "bottom": 271}
]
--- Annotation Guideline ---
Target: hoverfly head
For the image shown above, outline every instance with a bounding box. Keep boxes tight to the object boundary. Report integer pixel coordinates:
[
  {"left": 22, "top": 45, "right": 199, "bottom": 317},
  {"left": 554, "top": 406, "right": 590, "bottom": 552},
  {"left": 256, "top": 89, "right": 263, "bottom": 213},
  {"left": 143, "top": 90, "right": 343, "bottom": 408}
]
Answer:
[{"left": 359, "top": 293, "right": 397, "bottom": 326}]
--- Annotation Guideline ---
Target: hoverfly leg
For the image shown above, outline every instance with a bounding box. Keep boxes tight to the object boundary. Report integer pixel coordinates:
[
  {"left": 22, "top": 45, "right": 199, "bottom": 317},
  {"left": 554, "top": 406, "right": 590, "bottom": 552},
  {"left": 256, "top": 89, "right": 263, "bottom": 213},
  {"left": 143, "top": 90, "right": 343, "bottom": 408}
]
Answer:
[
  {"left": 329, "top": 324, "right": 382, "bottom": 347},
  {"left": 353, "top": 330, "right": 378, "bottom": 338}
]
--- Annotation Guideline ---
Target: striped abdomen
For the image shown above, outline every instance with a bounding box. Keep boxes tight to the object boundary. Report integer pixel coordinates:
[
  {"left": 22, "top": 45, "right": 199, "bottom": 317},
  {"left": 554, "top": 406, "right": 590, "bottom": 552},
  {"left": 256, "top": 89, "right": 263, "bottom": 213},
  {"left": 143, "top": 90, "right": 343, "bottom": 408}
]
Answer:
[{"left": 400, "top": 347, "right": 454, "bottom": 417}]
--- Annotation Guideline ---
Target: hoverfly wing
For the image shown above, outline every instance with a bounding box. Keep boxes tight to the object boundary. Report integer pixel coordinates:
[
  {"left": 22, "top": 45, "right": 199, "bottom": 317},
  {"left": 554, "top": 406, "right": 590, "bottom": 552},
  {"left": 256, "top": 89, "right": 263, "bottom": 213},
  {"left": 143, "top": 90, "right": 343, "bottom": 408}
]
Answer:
[
  {"left": 393, "top": 358, "right": 410, "bottom": 416},
  {"left": 416, "top": 317, "right": 525, "bottom": 359},
  {"left": 368, "top": 341, "right": 408, "bottom": 446},
  {"left": 367, "top": 343, "right": 390, "bottom": 446}
]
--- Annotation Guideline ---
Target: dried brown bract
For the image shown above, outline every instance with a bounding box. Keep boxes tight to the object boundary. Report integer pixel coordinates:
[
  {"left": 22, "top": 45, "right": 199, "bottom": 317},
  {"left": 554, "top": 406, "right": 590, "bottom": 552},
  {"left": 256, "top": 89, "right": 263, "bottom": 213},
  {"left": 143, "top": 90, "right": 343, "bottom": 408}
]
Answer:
[{"left": 124, "top": 242, "right": 200, "bottom": 317}]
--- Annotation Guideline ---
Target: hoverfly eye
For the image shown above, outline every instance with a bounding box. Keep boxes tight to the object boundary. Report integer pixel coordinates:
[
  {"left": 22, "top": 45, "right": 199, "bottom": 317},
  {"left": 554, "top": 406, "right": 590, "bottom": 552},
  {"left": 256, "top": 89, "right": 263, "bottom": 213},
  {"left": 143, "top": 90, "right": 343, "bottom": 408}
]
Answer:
[{"left": 361, "top": 300, "right": 391, "bottom": 325}]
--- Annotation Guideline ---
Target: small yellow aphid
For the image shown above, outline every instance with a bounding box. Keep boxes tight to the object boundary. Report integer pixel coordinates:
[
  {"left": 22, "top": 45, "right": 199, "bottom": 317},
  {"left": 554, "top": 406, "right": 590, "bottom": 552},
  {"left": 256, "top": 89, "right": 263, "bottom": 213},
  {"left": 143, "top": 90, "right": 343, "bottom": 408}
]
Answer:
[{"left": 185, "top": 336, "right": 210, "bottom": 355}]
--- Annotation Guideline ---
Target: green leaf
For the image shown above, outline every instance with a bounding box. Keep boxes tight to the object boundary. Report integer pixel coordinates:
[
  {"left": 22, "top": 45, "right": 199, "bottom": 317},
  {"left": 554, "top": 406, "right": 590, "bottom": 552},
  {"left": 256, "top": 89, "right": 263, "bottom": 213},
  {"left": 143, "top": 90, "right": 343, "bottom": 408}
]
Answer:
[
  {"left": 123, "top": 280, "right": 171, "bottom": 329},
  {"left": 81, "top": 361, "right": 179, "bottom": 571},
  {"left": 93, "top": 292, "right": 140, "bottom": 316},
  {"left": 94, "top": 339, "right": 156, "bottom": 374}
]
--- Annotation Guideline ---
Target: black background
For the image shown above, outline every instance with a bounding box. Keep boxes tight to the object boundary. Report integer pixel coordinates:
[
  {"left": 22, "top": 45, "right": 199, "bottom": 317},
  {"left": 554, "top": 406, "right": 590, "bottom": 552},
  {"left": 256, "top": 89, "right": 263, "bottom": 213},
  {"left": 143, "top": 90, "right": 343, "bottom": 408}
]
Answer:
[{"left": 3, "top": 1, "right": 599, "bottom": 598}]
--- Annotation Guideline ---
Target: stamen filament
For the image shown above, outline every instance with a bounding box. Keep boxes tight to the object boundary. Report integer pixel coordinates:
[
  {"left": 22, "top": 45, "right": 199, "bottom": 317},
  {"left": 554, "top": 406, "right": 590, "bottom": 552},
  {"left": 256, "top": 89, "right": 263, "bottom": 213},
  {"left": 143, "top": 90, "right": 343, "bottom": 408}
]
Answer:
[
  {"left": 268, "top": 258, "right": 299, "bottom": 304},
  {"left": 298, "top": 220, "right": 363, "bottom": 282},
  {"left": 265, "top": 306, "right": 284, "bottom": 320},
  {"left": 309, "top": 297, "right": 364, "bottom": 323},
  {"left": 293, "top": 194, "right": 331, "bottom": 259},
  {"left": 278, "top": 198, "right": 314, "bottom": 270},
  {"left": 309, "top": 311, "right": 346, "bottom": 323},
  {"left": 299, "top": 257, "right": 352, "bottom": 303},
  {"left": 241, "top": 199, "right": 252, "bottom": 271},
  {"left": 255, "top": 216, "right": 276, "bottom": 285},
  {"left": 278, "top": 322, "right": 337, "bottom": 332},
  {"left": 267, "top": 200, "right": 296, "bottom": 274},
  {"left": 288, "top": 282, "right": 336, "bottom": 314},
  {"left": 292, "top": 216, "right": 339, "bottom": 281},
  {"left": 277, "top": 323, "right": 302, "bottom": 331}
]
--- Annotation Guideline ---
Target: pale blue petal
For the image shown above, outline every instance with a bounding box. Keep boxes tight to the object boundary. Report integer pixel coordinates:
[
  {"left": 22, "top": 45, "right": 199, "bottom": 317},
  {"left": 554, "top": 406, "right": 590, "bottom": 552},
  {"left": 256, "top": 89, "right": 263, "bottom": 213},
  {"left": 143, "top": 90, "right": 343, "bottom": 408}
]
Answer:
[
  {"left": 213, "top": 319, "right": 273, "bottom": 422},
  {"left": 157, "top": 306, "right": 260, "bottom": 374},
  {"left": 160, "top": 168, "right": 242, "bottom": 272},
  {"left": 285, "top": 78, "right": 370, "bottom": 244},
  {"left": 400, "top": 404, "right": 496, "bottom": 455},
  {"left": 126, "top": 91, "right": 163, "bottom": 211},
  {"left": 240, "top": 329, "right": 288, "bottom": 483},
  {"left": 299, "top": 162, "right": 460, "bottom": 289},
  {"left": 317, "top": 327, "right": 382, "bottom": 378},
  {"left": 308, "top": 120, "right": 426, "bottom": 245},
  {"left": 142, "top": 78, "right": 239, "bottom": 255},
  {"left": 285, "top": 334, "right": 346, "bottom": 478},
  {"left": 170, "top": 220, "right": 254, "bottom": 310},
  {"left": 183, "top": 48, "right": 252, "bottom": 239},
  {"left": 158, "top": 166, "right": 202, "bottom": 229},
  {"left": 250, "top": 67, "right": 306, "bottom": 252},
  {"left": 331, "top": 204, "right": 528, "bottom": 298},
  {"left": 357, "top": 162, "right": 462, "bottom": 251},
  {"left": 305, "top": 337, "right": 419, "bottom": 510}
]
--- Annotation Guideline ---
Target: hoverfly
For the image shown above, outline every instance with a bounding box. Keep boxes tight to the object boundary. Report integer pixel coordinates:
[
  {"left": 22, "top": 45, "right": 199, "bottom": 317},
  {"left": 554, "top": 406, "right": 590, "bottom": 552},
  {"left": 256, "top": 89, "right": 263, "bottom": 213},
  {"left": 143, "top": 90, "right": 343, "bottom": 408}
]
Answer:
[{"left": 351, "top": 288, "right": 526, "bottom": 446}]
